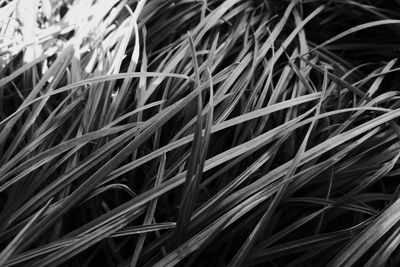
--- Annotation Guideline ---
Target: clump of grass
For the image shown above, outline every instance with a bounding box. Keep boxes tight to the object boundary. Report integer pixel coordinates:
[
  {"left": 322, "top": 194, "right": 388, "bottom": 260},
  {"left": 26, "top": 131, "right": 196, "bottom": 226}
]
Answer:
[{"left": 2, "top": 0, "right": 400, "bottom": 266}]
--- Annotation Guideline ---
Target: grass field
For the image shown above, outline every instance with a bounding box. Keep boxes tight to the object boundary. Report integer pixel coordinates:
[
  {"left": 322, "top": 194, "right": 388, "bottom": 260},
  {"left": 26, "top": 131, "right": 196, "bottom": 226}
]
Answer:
[{"left": 2, "top": 0, "right": 400, "bottom": 266}]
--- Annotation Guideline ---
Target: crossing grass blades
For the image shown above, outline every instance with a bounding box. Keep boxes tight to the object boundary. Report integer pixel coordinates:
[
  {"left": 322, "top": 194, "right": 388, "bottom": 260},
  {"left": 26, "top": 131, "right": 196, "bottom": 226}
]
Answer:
[{"left": 2, "top": 0, "right": 400, "bottom": 266}]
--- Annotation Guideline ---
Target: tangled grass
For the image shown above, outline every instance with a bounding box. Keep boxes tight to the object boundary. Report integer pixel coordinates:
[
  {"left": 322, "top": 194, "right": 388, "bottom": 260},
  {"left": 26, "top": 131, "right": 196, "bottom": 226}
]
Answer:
[{"left": 2, "top": 0, "right": 400, "bottom": 266}]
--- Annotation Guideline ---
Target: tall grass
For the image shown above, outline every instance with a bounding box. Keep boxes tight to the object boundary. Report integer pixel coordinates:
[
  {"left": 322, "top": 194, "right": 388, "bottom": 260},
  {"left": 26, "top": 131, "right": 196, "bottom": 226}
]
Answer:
[{"left": 1, "top": 0, "right": 400, "bottom": 266}]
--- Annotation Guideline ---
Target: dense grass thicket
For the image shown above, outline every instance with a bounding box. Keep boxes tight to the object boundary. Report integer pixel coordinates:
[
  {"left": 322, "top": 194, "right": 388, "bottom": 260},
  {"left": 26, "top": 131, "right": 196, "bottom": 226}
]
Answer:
[{"left": 2, "top": 0, "right": 400, "bottom": 266}]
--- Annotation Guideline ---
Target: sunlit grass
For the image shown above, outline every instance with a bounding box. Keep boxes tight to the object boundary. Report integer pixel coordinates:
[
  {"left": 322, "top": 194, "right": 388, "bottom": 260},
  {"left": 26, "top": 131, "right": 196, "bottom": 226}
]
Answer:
[{"left": 1, "top": 0, "right": 400, "bottom": 266}]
